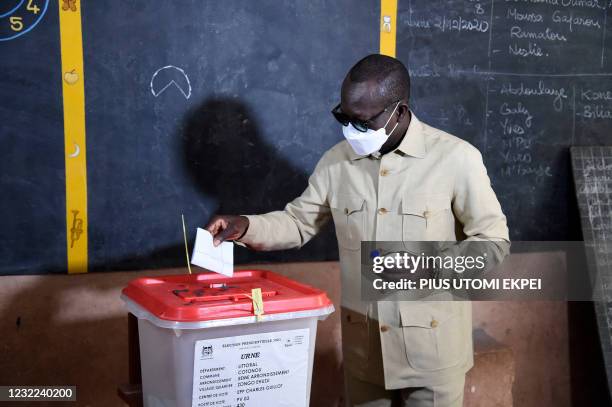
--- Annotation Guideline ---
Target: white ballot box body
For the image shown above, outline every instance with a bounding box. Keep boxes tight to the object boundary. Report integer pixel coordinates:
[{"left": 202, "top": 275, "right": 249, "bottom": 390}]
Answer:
[{"left": 121, "top": 270, "right": 334, "bottom": 407}]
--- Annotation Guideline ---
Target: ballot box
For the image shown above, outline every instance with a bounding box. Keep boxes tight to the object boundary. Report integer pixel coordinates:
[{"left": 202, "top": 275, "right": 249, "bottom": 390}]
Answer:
[{"left": 121, "top": 270, "right": 334, "bottom": 407}]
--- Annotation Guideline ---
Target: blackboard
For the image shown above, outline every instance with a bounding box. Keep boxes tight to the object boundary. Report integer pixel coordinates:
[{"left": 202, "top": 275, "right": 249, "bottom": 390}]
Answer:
[
  {"left": 0, "top": 0, "right": 64, "bottom": 274},
  {"left": 2, "top": 1, "right": 612, "bottom": 274},
  {"left": 571, "top": 146, "right": 612, "bottom": 398},
  {"left": 0, "top": 1, "right": 377, "bottom": 274},
  {"left": 397, "top": 0, "right": 612, "bottom": 241}
]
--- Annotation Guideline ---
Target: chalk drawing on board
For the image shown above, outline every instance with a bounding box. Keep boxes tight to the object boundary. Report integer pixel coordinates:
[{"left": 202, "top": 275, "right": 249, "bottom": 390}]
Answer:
[
  {"left": 68, "top": 142, "right": 80, "bottom": 158},
  {"left": 150, "top": 65, "right": 192, "bottom": 99},
  {"left": 382, "top": 16, "right": 392, "bottom": 33},
  {"left": 60, "top": 0, "right": 77, "bottom": 12},
  {"left": 63, "top": 69, "right": 79, "bottom": 85},
  {"left": 69, "top": 210, "right": 83, "bottom": 248},
  {"left": 0, "top": 0, "right": 49, "bottom": 42}
]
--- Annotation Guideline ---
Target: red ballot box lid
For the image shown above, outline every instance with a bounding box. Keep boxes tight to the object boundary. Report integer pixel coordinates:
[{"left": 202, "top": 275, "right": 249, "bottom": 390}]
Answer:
[{"left": 122, "top": 269, "right": 333, "bottom": 322}]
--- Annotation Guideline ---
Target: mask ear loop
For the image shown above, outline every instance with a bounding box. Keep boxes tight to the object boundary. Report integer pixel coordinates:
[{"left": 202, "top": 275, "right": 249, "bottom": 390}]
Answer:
[
  {"left": 382, "top": 101, "right": 401, "bottom": 131},
  {"left": 382, "top": 101, "right": 401, "bottom": 136},
  {"left": 387, "top": 122, "right": 399, "bottom": 138}
]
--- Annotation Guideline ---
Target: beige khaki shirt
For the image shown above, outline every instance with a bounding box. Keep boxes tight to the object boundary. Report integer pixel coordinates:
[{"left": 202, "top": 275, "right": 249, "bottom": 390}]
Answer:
[{"left": 238, "top": 112, "right": 509, "bottom": 389}]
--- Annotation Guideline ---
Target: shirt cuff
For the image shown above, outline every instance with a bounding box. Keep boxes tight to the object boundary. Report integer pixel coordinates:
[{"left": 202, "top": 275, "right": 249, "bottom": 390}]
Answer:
[{"left": 235, "top": 214, "right": 260, "bottom": 248}]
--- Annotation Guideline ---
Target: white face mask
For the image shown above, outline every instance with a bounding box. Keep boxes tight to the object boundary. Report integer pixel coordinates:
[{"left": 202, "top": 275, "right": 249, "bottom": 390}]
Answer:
[{"left": 341, "top": 101, "right": 400, "bottom": 156}]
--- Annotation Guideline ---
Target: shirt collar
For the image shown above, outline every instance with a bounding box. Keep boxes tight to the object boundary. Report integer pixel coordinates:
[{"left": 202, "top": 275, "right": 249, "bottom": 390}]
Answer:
[{"left": 348, "top": 110, "right": 426, "bottom": 160}]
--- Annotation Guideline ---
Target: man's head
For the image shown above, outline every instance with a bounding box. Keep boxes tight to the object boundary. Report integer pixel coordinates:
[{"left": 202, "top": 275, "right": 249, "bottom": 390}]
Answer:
[{"left": 338, "top": 54, "right": 411, "bottom": 154}]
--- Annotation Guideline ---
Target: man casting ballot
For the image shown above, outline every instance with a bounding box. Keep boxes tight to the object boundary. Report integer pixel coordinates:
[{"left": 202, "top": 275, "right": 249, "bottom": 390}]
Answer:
[{"left": 205, "top": 54, "right": 509, "bottom": 407}]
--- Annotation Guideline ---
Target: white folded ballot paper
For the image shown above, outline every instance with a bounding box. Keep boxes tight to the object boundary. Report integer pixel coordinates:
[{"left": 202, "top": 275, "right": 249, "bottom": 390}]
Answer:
[{"left": 190, "top": 228, "right": 234, "bottom": 277}]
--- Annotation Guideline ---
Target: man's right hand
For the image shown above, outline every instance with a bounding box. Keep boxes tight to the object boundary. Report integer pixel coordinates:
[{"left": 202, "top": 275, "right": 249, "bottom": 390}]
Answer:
[{"left": 205, "top": 215, "right": 250, "bottom": 246}]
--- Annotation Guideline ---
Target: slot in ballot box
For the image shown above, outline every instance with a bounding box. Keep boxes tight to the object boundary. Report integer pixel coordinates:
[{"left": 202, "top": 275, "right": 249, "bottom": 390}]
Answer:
[{"left": 121, "top": 270, "right": 334, "bottom": 407}]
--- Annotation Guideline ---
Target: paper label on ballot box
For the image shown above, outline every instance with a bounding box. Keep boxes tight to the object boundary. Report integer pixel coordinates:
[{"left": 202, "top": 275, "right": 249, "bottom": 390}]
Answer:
[{"left": 192, "top": 328, "right": 310, "bottom": 407}]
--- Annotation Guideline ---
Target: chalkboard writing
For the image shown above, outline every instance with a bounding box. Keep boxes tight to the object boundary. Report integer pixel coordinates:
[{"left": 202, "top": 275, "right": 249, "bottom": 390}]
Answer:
[
  {"left": 571, "top": 146, "right": 612, "bottom": 398},
  {"left": 0, "top": 0, "right": 50, "bottom": 42},
  {"left": 398, "top": 0, "right": 612, "bottom": 240}
]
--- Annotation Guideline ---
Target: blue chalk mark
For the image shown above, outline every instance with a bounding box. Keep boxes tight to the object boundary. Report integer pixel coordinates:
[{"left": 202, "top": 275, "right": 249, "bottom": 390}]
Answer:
[
  {"left": 0, "top": 0, "right": 24, "bottom": 19},
  {"left": 370, "top": 249, "right": 380, "bottom": 258}
]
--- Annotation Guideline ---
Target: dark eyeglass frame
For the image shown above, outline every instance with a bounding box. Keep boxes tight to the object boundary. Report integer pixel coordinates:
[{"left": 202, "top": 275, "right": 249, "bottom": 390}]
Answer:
[{"left": 331, "top": 99, "right": 400, "bottom": 132}]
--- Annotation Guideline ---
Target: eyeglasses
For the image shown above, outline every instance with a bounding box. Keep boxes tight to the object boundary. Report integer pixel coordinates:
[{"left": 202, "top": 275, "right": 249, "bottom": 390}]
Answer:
[{"left": 331, "top": 100, "right": 400, "bottom": 132}]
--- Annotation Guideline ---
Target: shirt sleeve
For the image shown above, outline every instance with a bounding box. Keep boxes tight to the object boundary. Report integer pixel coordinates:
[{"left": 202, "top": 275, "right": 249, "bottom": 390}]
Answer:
[
  {"left": 235, "top": 153, "right": 332, "bottom": 251},
  {"left": 446, "top": 143, "right": 510, "bottom": 267}
]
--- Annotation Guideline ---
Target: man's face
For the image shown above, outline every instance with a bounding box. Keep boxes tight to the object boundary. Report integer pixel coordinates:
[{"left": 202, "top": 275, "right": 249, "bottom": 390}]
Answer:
[{"left": 339, "top": 78, "right": 396, "bottom": 132}]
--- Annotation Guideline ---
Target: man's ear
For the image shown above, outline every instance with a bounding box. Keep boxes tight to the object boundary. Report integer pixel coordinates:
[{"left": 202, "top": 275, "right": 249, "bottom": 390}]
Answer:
[{"left": 397, "top": 102, "right": 410, "bottom": 121}]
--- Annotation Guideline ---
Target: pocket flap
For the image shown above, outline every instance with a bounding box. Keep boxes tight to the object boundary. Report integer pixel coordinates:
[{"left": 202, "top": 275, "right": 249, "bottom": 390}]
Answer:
[
  {"left": 330, "top": 194, "right": 365, "bottom": 215},
  {"left": 399, "top": 303, "right": 459, "bottom": 328},
  {"left": 401, "top": 195, "right": 450, "bottom": 217}
]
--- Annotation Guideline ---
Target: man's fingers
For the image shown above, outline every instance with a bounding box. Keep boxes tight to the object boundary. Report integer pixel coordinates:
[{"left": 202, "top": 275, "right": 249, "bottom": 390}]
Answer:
[
  {"left": 206, "top": 217, "right": 227, "bottom": 237},
  {"left": 213, "top": 226, "right": 234, "bottom": 247},
  {"left": 204, "top": 217, "right": 220, "bottom": 234},
  {"left": 205, "top": 216, "right": 243, "bottom": 246}
]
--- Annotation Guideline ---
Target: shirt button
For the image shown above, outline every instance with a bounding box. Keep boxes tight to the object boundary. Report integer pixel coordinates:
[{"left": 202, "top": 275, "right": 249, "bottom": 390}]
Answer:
[
  {"left": 380, "top": 325, "right": 390, "bottom": 332},
  {"left": 380, "top": 168, "right": 390, "bottom": 176},
  {"left": 430, "top": 319, "right": 439, "bottom": 328},
  {"left": 378, "top": 208, "right": 388, "bottom": 215},
  {"left": 344, "top": 208, "right": 349, "bottom": 215}
]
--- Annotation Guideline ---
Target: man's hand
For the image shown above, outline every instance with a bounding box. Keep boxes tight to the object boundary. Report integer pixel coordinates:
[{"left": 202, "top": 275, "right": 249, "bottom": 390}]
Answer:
[{"left": 205, "top": 215, "right": 249, "bottom": 246}]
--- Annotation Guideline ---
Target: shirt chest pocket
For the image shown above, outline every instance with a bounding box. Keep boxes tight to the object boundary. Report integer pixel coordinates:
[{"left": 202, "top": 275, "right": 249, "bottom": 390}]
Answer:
[
  {"left": 330, "top": 194, "right": 366, "bottom": 251},
  {"left": 401, "top": 194, "right": 453, "bottom": 241}
]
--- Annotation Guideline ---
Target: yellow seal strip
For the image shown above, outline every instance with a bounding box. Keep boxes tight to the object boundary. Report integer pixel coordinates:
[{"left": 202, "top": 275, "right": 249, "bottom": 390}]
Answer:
[
  {"left": 251, "top": 288, "right": 264, "bottom": 321},
  {"left": 380, "top": 0, "right": 398, "bottom": 57},
  {"left": 58, "top": 0, "right": 88, "bottom": 273}
]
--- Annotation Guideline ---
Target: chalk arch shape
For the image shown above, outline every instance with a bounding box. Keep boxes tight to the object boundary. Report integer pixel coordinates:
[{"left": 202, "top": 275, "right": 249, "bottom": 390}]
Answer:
[
  {"left": 150, "top": 65, "right": 192, "bottom": 99},
  {"left": 0, "top": 0, "right": 49, "bottom": 42}
]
